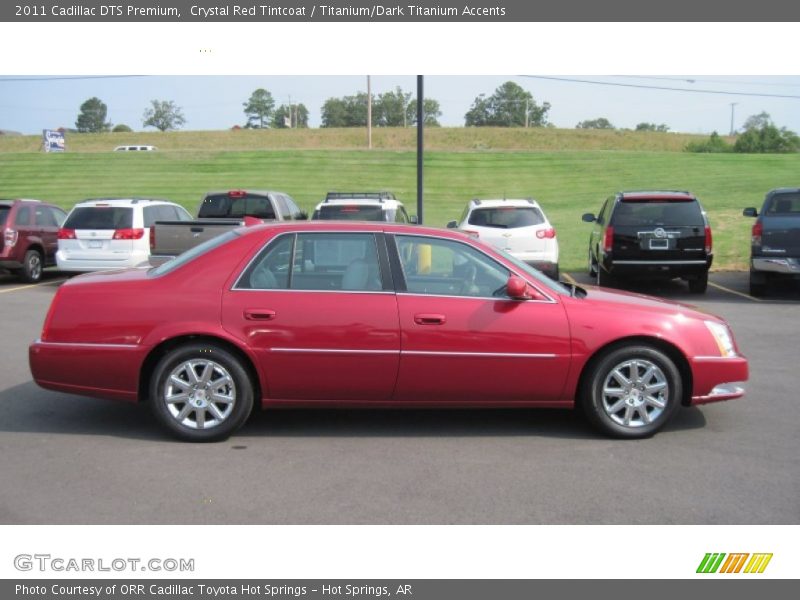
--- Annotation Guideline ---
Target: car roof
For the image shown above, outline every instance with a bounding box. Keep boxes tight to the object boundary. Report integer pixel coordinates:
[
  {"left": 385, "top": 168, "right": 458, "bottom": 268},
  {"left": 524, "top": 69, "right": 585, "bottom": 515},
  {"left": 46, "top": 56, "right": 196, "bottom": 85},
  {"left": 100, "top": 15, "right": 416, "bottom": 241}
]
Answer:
[
  {"left": 237, "top": 220, "right": 463, "bottom": 240},
  {"left": 469, "top": 198, "right": 540, "bottom": 208},
  {"left": 619, "top": 190, "right": 696, "bottom": 201},
  {"left": 314, "top": 198, "right": 405, "bottom": 208},
  {"left": 0, "top": 198, "right": 43, "bottom": 205},
  {"left": 202, "top": 190, "right": 281, "bottom": 197},
  {"left": 73, "top": 198, "right": 177, "bottom": 207}
]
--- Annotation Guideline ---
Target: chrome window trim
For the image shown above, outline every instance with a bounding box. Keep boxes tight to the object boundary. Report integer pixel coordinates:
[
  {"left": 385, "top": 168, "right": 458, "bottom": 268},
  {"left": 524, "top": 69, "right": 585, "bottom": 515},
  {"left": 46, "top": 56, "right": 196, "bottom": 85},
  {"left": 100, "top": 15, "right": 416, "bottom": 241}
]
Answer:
[
  {"left": 231, "top": 229, "right": 385, "bottom": 292},
  {"left": 391, "top": 231, "right": 557, "bottom": 304},
  {"left": 613, "top": 260, "right": 708, "bottom": 265}
]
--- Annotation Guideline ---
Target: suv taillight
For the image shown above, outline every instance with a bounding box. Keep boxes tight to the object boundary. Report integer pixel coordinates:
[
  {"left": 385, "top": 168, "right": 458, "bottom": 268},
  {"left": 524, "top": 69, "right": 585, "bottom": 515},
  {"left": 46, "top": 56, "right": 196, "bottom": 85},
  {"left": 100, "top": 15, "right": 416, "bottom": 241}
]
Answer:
[
  {"left": 536, "top": 227, "right": 556, "bottom": 239},
  {"left": 602, "top": 226, "right": 614, "bottom": 253},
  {"left": 149, "top": 225, "right": 155, "bottom": 252},
  {"left": 4, "top": 229, "right": 18, "bottom": 247},
  {"left": 113, "top": 228, "right": 145, "bottom": 240},
  {"left": 57, "top": 228, "right": 76, "bottom": 240},
  {"left": 751, "top": 221, "right": 763, "bottom": 246},
  {"left": 704, "top": 226, "right": 713, "bottom": 254}
]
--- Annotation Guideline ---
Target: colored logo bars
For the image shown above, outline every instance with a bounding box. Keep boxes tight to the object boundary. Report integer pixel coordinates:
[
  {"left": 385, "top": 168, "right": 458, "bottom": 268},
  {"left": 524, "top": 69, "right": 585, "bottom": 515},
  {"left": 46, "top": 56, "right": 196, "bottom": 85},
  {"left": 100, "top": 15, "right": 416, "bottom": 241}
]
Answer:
[{"left": 697, "top": 553, "right": 773, "bottom": 574}]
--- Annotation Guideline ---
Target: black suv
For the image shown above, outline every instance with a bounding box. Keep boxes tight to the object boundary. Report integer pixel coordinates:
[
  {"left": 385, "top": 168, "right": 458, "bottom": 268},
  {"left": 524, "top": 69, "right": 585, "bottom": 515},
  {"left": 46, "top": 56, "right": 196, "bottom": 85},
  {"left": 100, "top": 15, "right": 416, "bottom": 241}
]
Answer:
[
  {"left": 582, "top": 191, "right": 713, "bottom": 293},
  {"left": 743, "top": 188, "right": 800, "bottom": 296}
]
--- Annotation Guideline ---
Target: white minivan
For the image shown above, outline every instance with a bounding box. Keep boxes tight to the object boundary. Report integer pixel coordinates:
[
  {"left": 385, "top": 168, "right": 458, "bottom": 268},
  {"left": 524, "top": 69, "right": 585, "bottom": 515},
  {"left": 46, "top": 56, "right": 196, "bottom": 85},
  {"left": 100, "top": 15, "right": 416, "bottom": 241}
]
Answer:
[
  {"left": 447, "top": 198, "right": 560, "bottom": 280},
  {"left": 56, "top": 198, "right": 191, "bottom": 272}
]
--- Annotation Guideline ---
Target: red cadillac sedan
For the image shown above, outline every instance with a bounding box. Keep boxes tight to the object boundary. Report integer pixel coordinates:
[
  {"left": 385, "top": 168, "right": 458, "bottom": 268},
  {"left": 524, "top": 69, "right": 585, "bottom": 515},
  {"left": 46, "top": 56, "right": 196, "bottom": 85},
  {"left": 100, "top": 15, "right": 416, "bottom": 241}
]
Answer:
[{"left": 29, "top": 222, "right": 748, "bottom": 442}]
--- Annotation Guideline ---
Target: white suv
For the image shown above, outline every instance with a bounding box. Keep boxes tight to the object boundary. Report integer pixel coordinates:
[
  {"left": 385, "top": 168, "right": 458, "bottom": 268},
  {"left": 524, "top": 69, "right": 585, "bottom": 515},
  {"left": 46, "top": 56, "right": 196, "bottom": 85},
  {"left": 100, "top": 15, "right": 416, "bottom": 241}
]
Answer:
[
  {"left": 56, "top": 198, "right": 192, "bottom": 272},
  {"left": 311, "top": 192, "right": 416, "bottom": 223},
  {"left": 447, "top": 198, "right": 559, "bottom": 279}
]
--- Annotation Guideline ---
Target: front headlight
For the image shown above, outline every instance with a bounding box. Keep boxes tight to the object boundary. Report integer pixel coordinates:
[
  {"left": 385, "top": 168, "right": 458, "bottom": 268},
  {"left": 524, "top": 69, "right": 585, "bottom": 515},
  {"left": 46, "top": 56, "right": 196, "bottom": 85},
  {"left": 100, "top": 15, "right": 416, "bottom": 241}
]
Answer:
[{"left": 705, "top": 320, "right": 737, "bottom": 357}]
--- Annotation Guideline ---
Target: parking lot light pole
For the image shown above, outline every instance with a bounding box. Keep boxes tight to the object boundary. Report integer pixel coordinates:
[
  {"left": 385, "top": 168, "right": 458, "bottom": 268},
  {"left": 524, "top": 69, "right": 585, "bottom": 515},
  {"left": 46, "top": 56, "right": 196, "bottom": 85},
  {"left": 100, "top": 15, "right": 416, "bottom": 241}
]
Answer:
[{"left": 417, "top": 75, "right": 424, "bottom": 224}]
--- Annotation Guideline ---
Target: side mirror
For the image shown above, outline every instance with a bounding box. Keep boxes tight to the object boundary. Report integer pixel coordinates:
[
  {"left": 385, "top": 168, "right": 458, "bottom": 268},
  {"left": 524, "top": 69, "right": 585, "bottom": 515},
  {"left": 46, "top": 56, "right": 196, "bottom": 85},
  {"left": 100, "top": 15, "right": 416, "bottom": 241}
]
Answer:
[
  {"left": 506, "top": 275, "right": 529, "bottom": 300},
  {"left": 742, "top": 207, "right": 758, "bottom": 218},
  {"left": 582, "top": 213, "right": 597, "bottom": 223},
  {"left": 446, "top": 220, "right": 458, "bottom": 229},
  {"left": 409, "top": 215, "right": 419, "bottom": 224}
]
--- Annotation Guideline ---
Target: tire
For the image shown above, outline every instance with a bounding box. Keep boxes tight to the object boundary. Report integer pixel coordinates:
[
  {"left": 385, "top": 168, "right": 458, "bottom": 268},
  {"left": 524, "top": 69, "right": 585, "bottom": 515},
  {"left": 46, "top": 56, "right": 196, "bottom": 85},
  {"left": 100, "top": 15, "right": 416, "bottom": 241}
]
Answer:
[
  {"left": 20, "top": 249, "right": 43, "bottom": 283},
  {"left": 749, "top": 270, "right": 767, "bottom": 297},
  {"left": 549, "top": 264, "right": 560, "bottom": 282},
  {"left": 688, "top": 272, "right": 708, "bottom": 294},
  {"left": 596, "top": 264, "right": 613, "bottom": 287},
  {"left": 581, "top": 345, "right": 682, "bottom": 439},
  {"left": 149, "top": 343, "right": 254, "bottom": 442},
  {"left": 588, "top": 248, "right": 598, "bottom": 277}
]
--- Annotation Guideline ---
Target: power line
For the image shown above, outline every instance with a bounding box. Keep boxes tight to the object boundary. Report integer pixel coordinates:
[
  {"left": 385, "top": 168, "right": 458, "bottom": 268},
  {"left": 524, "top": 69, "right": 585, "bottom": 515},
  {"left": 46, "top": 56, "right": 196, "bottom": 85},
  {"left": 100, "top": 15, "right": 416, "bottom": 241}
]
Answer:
[
  {"left": 0, "top": 75, "right": 149, "bottom": 82},
  {"left": 612, "top": 75, "right": 800, "bottom": 88},
  {"left": 518, "top": 75, "right": 800, "bottom": 99}
]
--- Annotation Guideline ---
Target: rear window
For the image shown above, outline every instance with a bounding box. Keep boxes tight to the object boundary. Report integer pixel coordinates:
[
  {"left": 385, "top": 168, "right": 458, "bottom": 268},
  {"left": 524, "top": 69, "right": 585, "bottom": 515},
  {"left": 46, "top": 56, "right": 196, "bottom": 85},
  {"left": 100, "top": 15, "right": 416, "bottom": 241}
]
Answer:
[
  {"left": 63, "top": 206, "right": 133, "bottom": 229},
  {"left": 612, "top": 199, "right": 704, "bottom": 227},
  {"left": 199, "top": 194, "right": 276, "bottom": 220},
  {"left": 765, "top": 193, "right": 800, "bottom": 215},
  {"left": 316, "top": 205, "right": 385, "bottom": 221},
  {"left": 468, "top": 207, "right": 545, "bottom": 229},
  {"left": 0, "top": 206, "right": 9, "bottom": 226}
]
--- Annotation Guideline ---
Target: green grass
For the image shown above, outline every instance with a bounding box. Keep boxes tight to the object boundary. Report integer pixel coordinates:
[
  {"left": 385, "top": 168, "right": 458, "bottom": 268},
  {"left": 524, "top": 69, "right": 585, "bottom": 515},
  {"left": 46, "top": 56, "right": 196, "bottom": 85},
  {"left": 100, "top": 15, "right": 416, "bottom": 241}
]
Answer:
[{"left": 1, "top": 132, "right": 797, "bottom": 272}]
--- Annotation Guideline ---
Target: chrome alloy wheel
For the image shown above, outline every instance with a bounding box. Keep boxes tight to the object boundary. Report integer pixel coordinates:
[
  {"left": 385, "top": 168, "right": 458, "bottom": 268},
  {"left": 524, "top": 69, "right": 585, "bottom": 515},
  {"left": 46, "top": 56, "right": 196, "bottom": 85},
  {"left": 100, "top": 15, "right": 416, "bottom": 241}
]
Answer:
[
  {"left": 600, "top": 359, "right": 668, "bottom": 428},
  {"left": 163, "top": 359, "right": 236, "bottom": 430}
]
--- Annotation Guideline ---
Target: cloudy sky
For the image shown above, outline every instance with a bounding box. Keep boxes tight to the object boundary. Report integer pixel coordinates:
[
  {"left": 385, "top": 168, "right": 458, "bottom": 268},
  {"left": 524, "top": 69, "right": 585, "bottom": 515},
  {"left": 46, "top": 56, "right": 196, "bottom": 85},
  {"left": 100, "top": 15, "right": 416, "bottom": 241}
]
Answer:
[{"left": 2, "top": 74, "right": 799, "bottom": 135}]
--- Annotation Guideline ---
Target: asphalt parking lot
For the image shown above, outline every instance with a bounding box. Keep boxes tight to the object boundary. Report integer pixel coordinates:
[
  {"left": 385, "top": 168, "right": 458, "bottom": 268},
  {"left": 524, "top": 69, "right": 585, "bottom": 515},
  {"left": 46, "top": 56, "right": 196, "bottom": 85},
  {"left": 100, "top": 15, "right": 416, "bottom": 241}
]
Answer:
[{"left": 0, "top": 268, "right": 798, "bottom": 524}]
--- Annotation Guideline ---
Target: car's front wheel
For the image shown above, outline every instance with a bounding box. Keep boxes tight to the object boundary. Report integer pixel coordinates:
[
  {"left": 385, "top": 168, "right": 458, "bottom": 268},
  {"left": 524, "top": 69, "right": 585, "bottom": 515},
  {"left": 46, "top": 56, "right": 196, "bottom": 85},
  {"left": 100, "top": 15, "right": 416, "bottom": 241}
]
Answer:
[
  {"left": 149, "top": 343, "right": 254, "bottom": 442},
  {"left": 581, "top": 345, "right": 681, "bottom": 438}
]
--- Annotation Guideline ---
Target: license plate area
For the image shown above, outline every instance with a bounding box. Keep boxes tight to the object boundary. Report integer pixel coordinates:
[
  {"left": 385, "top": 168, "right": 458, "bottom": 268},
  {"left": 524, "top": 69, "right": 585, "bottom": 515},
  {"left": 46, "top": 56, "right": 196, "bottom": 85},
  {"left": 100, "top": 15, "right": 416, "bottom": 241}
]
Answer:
[
  {"left": 649, "top": 239, "right": 669, "bottom": 250},
  {"left": 88, "top": 240, "right": 103, "bottom": 249}
]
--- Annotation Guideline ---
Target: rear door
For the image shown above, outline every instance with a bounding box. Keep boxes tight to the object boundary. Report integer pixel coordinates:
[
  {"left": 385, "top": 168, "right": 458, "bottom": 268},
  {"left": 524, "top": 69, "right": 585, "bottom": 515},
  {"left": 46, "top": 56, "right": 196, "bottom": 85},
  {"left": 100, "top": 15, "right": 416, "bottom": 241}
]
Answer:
[
  {"left": 610, "top": 198, "right": 707, "bottom": 261},
  {"left": 466, "top": 206, "right": 550, "bottom": 254}
]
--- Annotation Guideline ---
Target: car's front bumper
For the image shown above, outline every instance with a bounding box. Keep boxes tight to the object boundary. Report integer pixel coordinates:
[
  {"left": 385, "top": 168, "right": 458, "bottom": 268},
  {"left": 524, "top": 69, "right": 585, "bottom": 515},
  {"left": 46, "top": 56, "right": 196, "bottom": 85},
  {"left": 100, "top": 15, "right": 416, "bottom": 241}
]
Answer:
[{"left": 689, "top": 355, "right": 748, "bottom": 405}]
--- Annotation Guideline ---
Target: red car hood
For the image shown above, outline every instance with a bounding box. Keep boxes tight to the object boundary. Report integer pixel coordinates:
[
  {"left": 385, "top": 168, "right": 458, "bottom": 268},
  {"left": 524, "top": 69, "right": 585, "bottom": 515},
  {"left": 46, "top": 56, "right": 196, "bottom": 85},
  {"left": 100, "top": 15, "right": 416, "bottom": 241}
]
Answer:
[{"left": 579, "top": 284, "right": 720, "bottom": 321}]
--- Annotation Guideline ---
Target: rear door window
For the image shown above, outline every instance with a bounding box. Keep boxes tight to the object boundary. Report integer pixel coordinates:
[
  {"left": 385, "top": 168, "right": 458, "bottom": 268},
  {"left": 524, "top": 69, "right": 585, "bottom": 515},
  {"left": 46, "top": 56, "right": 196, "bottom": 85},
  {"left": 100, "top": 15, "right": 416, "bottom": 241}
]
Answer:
[
  {"left": 467, "top": 207, "right": 544, "bottom": 229},
  {"left": 64, "top": 207, "right": 133, "bottom": 229},
  {"left": 34, "top": 206, "right": 58, "bottom": 227},
  {"left": 15, "top": 205, "right": 32, "bottom": 226},
  {"left": 612, "top": 199, "right": 704, "bottom": 227}
]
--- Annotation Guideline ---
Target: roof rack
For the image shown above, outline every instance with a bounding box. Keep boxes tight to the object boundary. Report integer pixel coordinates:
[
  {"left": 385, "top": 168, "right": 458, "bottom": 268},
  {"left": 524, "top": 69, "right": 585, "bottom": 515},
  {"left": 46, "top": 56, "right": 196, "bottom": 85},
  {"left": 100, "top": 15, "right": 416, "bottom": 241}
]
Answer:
[{"left": 325, "top": 191, "right": 396, "bottom": 203}]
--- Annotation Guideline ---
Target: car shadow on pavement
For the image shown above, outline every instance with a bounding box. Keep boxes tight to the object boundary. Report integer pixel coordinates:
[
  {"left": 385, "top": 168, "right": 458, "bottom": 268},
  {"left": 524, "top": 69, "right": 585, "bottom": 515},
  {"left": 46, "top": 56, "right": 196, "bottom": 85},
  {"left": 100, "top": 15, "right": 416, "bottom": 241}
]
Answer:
[{"left": 2, "top": 381, "right": 707, "bottom": 441}]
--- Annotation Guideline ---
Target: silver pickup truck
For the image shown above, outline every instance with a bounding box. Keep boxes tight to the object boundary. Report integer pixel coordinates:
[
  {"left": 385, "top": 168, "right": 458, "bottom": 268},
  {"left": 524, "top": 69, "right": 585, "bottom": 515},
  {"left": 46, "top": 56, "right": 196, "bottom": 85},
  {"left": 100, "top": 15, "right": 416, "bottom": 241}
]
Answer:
[
  {"left": 150, "top": 189, "right": 306, "bottom": 258},
  {"left": 743, "top": 187, "right": 800, "bottom": 296}
]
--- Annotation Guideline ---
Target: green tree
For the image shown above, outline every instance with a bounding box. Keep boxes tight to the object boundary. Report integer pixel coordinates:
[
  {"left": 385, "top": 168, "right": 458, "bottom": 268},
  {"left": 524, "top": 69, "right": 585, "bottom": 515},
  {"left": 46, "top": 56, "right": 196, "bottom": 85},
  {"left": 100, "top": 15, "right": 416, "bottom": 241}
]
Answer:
[
  {"left": 321, "top": 93, "right": 368, "bottom": 127},
  {"left": 272, "top": 103, "right": 309, "bottom": 128},
  {"left": 375, "top": 87, "right": 413, "bottom": 127},
  {"left": 142, "top": 100, "right": 186, "bottom": 131},
  {"left": 464, "top": 81, "right": 550, "bottom": 127},
  {"left": 111, "top": 124, "right": 132, "bottom": 133},
  {"left": 75, "top": 97, "right": 111, "bottom": 133},
  {"left": 406, "top": 98, "right": 442, "bottom": 127},
  {"left": 243, "top": 88, "right": 275, "bottom": 129},
  {"left": 685, "top": 131, "right": 732, "bottom": 153},
  {"left": 733, "top": 113, "right": 800, "bottom": 153},
  {"left": 636, "top": 122, "right": 670, "bottom": 132},
  {"left": 576, "top": 118, "right": 615, "bottom": 129}
]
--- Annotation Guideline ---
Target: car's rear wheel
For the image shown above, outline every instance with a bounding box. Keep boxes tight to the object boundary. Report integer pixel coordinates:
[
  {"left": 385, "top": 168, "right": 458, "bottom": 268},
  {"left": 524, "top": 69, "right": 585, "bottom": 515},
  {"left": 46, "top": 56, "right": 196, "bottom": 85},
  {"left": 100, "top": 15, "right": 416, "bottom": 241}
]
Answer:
[
  {"left": 20, "top": 249, "right": 43, "bottom": 283},
  {"left": 149, "top": 343, "right": 253, "bottom": 442},
  {"left": 588, "top": 248, "right": 598, "bottom": 277},
  {"left": 688, "top": 272, "right": 708, "bottom": 294},
  {"left": 581, "top": 345, "right": 681, "bottom": 438}
]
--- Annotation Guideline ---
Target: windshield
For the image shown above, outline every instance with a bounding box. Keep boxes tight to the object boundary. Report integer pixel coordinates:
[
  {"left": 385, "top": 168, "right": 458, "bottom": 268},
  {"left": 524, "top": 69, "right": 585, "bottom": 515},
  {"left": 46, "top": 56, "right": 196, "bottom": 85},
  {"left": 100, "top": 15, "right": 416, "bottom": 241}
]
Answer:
[
  {"left": 492, "top": 246, "right": 571, "bottom": 295},
  {"left": 150, "top": 230, "right": 241, "bottom": 277},
  {"left": 316, "top": 205, "right": 385, "bottom": 221},
  {"left": 64, "top": 207, "right": 133, "bottom": 229},
  {"left": 468, "top": 206, "right": 544, "bottom": 228}
]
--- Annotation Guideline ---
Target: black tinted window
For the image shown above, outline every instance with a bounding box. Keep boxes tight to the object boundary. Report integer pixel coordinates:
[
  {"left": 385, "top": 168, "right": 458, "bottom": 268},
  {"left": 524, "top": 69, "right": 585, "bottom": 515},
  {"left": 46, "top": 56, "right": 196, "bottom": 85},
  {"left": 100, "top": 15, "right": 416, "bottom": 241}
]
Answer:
[
  {"left": 468, "top": 207, "right": 544, "bottom": 229},
  {"left": 198, "top": 194, "right": 276, "bottom": 220},
  {"left": 16, "top": 206, "right": 32, "bottom": 226},
  {"left": 612, "top": 200, "right": 704, "bottom": 227},
  {"left": 766, "top": 193, "right": 800, "bottom": 215},
  {"left": 316, "top": 205, "right": 384, "bottom": 221},
  {"left": 0, "top": 206, "right": 9, "bottom": 226},
  {"left": 64, "top": 207, "right": 133, "bottom": 229},
  {"left": 34, "top": 206, "right": 57, "bottom": 227}
]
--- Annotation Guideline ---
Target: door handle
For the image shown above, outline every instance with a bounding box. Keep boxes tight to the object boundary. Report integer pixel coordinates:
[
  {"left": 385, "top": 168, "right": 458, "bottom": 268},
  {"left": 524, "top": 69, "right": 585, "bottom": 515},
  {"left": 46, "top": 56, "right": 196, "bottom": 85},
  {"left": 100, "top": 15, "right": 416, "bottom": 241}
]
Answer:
[
  {"left": 414, "top": 313, "right": 446, "bottom": 325},
  {"left": 244, "top": 309, "right": 276, "bottom": 321}
]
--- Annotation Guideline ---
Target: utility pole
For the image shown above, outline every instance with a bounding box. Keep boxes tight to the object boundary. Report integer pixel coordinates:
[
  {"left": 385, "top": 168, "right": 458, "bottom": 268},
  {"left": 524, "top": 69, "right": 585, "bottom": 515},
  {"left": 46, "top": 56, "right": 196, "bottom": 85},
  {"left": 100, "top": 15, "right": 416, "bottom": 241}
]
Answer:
[
  {"left": 416, "top": 75, "right": 424, "bottom": 224},
  {"left": 729, "top": 102, "right": 737, "bottom": 136},
  {"left": 525, "top": 98, "right": 529, "bottom": 128},
  {"left": 367, "top": 75, "right": 372, "bottom": 149}
]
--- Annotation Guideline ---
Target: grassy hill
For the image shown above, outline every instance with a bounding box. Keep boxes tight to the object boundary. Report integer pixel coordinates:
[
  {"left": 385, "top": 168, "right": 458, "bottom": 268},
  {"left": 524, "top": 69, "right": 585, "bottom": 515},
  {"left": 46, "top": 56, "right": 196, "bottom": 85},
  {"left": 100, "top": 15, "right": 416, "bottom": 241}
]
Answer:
[{"left": 1, "top": 128, "right": 796, "bottom": 271}]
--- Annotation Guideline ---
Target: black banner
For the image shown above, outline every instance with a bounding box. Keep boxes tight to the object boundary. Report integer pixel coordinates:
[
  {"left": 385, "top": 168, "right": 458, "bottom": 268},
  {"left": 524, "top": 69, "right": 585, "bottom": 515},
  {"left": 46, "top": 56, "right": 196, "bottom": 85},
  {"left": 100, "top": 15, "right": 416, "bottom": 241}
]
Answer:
[{"left": 3, "top": 0, "right": 800, "bottom": 22}]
